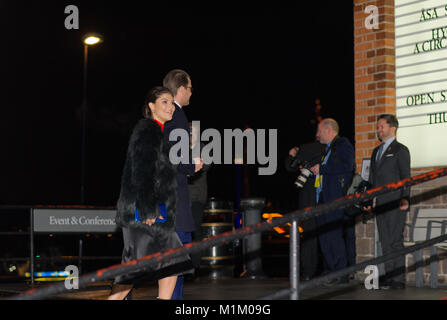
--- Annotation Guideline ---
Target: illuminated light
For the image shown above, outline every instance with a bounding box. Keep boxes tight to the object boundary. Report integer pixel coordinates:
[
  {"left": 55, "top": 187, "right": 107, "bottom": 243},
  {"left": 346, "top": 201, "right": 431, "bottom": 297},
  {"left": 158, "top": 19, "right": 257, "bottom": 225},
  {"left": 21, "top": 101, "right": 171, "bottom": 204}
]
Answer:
[
  {"left": 24, "top": 271, "right": 70, "bottom": 278},
  {"left": 82, "top": 33, "right": 103, "bottom": 46},
  {"left": 263, "top": 213, "right": 304, "bottom": 235},
  {"left": 84, "top": 36, "right": 100, "bottom": 45},
  {"left": 262, "top": 213, "right": 283, "bottom": 219},
  {"left": 395, "top": 0, "right": 447, "bottom": 168},
  {"left": 273, "top": 227, "right": 286, "bottom": 234}
]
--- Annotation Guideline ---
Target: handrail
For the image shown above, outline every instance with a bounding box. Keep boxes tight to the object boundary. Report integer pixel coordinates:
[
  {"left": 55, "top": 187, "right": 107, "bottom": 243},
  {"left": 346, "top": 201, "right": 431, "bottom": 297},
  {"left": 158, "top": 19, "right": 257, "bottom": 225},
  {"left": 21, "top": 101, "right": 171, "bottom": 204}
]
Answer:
[
  {"left": 0, "top": 205, "right": 116, "bottom": 210},
  {"left": 6, "top": 167, "right": 447, "bottom": 300},
  {"left": 259, "top": 232, "right": 447, "bottom": 300}
]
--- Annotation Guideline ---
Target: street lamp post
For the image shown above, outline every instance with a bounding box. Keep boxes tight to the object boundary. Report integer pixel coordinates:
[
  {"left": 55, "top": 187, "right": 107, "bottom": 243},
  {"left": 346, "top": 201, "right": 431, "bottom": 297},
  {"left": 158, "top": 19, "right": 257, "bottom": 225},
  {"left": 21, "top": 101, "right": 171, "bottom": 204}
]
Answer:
[{"left": 80, "top": 33, "right": 103, "bottom": 205}]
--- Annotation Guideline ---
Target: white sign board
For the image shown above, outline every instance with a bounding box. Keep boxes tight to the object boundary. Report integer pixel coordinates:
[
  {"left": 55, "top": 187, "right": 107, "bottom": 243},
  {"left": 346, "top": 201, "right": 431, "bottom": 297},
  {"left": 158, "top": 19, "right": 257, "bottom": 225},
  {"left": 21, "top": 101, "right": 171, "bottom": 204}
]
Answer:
[
  {"left": 395, "top": 0, "right": 447, "bottom": 167},
  {"left": 33, "top": 209, "right": 118, "bottom": 233}
]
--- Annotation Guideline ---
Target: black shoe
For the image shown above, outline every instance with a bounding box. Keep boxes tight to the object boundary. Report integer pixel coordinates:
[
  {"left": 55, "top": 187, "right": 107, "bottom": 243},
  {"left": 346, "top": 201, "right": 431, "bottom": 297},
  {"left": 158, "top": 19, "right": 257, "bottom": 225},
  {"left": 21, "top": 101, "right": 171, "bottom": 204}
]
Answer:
[
  {"left": 379, "top": 280, "right": 392, "bottom": 290},
  {"left": 124, "top": 289, "right": 133, "bottom": 300},
  {"left": 323, "top": 276, "right": 348, "bottom": 287},
  {"left": 301, "top": 275, "right": 312, "bottom": 281},
  {"left": 391, "top": 281, "right": 405, "bottom": 290}
]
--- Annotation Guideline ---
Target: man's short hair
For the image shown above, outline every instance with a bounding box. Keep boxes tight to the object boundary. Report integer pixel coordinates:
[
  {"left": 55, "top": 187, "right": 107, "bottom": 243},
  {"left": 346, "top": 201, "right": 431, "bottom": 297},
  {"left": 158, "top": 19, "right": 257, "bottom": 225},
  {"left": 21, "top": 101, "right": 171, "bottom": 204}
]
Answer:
[
  {"left": 377, "top": 114, "right": 399, "bottom": 129},
  {"left": 162, "top": 69, "right": 190, "bottom": 97},
  {"left": 321, "top": 118, "right": 339, "bottom": 134}
]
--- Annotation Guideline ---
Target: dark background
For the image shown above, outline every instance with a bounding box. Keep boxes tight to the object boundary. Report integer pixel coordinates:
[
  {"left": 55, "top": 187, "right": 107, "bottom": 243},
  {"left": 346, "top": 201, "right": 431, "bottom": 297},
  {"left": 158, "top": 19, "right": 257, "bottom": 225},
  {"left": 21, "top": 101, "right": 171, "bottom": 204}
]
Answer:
[{"left": 0, "top": 1, "right": 354, "bottom": 212}]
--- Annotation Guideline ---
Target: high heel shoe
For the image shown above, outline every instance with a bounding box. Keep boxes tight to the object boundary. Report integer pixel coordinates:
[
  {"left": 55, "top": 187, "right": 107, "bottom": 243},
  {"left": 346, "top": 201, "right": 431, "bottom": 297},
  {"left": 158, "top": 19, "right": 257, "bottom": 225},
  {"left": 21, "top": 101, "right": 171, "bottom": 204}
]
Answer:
[{"left": 124, "top": 289, "right": 133, "bottom": 300}]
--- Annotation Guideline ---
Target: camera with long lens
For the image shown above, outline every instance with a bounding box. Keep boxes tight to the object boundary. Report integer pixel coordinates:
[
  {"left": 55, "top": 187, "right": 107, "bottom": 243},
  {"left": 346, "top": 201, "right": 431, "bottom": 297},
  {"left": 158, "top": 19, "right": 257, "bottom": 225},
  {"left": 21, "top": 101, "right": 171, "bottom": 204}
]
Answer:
[
  {"left": 287, "top": 143, "right": 324, "bottom": 189},
  {"left": 294, "top": 161, "right": 314, "bottom": 188}
]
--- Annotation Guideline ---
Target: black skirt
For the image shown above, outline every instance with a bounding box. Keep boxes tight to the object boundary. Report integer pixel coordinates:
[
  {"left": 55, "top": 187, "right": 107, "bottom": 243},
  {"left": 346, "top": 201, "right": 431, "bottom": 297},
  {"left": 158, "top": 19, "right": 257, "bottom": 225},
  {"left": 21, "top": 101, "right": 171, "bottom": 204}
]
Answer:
[{"left": 114, "top": 226, "right": 193, "bottom": 285}]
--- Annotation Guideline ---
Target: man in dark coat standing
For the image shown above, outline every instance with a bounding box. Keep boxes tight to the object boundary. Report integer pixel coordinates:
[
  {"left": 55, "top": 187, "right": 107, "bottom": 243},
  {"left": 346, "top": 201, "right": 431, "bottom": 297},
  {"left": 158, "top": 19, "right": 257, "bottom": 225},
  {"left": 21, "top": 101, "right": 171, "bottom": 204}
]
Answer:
[
  {"left": 310, "top": 118, "right": 355, "bottom": 285},
  {"left": 366, "top": 114, "right": 410, "bottom": 290},
  {"left": 163, "top": 69, "right": 203, "bottom": 299},
  {"left": 285, "top": 142, "right": 325, "bottom": 280}
]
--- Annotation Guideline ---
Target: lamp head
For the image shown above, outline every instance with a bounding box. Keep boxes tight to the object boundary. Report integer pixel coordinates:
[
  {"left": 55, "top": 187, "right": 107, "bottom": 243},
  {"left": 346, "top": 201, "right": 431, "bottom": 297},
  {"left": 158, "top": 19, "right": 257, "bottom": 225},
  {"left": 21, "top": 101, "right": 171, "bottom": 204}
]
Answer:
[{"left": 82, "top": 33, "right": 103, "bottom": 46}]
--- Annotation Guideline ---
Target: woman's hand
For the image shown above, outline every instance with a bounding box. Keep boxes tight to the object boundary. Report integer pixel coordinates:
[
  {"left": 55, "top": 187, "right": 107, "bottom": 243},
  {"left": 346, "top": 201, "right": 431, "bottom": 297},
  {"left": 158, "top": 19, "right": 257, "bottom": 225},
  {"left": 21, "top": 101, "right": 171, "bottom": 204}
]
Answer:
[{"left": 143, "top": 216, "right": 164, "bottom": 226}]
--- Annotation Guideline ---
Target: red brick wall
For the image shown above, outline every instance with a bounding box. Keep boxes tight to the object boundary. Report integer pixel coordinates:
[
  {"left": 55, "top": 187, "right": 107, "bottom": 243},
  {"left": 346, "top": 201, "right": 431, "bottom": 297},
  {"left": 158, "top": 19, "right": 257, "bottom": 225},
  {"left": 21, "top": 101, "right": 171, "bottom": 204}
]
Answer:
[
  {"left": 353, "top": 0, "right": 447, "bottom": 284},
  {"left": 354, "top": 0, "right": 396, "bottom": 265}
]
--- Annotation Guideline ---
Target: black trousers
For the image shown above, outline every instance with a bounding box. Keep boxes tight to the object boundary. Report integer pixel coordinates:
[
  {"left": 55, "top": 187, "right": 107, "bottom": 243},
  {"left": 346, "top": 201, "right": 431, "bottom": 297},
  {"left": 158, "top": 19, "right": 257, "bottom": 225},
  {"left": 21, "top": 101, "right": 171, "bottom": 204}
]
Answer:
[
  {"left": 343, "top": 215, "right": 357, "bottom": 267},
  {"left": 191, "top": 201, "right": 205, "bottom": 269},
  {"left": 298, "top": 183, "right": 319, "bottom": 278},
  {"left": 300, "top": 217, "right": 319, "bottom": 278},
  {"left": 375, "top": 201, "right": 407, "bottom": 283}
]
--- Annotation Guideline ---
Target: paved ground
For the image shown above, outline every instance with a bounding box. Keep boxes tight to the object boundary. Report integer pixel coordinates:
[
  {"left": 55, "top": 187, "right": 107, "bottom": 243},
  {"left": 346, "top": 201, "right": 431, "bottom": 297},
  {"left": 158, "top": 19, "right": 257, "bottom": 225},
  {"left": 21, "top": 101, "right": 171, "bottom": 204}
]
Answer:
[{"left": 1, "top": 278, "right": 447, "bottom": 300}]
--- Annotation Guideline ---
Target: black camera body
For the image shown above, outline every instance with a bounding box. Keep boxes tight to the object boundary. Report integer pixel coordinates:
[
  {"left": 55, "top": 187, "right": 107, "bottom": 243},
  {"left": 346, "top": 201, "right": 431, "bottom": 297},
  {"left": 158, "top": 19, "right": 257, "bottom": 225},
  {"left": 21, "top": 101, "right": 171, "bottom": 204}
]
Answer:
[
  {"left": 293, "top": 159, "right": 320, "bottom": 188},
  {"left": 287, "top": 142, "right": 325, "bottom": 189}
]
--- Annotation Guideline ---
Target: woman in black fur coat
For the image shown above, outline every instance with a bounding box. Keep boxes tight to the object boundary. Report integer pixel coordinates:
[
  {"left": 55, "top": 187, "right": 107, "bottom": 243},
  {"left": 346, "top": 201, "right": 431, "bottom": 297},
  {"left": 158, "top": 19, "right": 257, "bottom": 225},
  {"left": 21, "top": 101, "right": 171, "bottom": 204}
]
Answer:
[{"left": 108, "top": 87, "right": 190, "bottom": 300}]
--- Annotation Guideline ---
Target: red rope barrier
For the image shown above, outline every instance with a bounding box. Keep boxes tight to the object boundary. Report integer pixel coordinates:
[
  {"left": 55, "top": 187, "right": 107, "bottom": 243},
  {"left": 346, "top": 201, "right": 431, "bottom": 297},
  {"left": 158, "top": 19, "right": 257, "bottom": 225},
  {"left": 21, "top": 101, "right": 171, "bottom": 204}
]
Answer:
[{"left": 8, "top": 167, "right": 447, "bottom": 300}]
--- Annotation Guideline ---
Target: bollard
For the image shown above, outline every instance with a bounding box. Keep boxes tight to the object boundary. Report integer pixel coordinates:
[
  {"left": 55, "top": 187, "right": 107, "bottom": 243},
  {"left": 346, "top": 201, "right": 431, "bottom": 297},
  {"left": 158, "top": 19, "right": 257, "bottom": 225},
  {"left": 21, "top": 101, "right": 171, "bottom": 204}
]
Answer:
[
  {"left": 200, "top": 198, "right": 235, "bottom": 279},
  {"left": 240, "top": 197, "right": 266, "bottom": 279}
]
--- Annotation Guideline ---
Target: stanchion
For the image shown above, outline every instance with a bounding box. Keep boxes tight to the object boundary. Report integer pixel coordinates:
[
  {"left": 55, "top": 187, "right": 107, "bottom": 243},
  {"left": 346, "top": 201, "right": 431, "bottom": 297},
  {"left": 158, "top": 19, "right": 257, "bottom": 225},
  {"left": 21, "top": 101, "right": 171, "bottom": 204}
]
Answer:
[
  {"left": 290, "top": 218, "right": 299, "bottom": 300},
  {"left": 240, "top": 197, "right": 266, "bottom": 279},
  {"left": 29, "top": 208, "right": 34, "bottom": 286}
]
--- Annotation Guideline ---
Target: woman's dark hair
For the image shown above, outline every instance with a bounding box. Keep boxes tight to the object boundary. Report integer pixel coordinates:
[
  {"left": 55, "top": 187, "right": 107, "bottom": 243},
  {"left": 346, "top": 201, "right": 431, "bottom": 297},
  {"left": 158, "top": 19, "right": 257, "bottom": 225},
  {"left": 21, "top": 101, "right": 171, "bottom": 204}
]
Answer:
[{"left": 142, "top": 86, "right": 173, "bottom": 119}]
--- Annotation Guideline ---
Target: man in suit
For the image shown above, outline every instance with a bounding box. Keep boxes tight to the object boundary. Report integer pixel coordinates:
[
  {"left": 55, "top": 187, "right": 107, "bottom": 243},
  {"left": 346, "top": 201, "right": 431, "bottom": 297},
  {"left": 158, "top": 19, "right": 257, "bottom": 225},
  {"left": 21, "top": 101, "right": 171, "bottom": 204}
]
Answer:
[
  {"left": 163, "top": 69, "right": 203, "bottom": 299},
  {"left": 285, "top": 142, "right": 325, "bottom": 280},
  {"left": 310, "top": 118, "right": 355, "bottom": 285},
  {"left": 188, "top": 121, "right": 211, "bottom": 273},
  {"left": 366, "top": 114, "right": 410, "bottom": 290}
]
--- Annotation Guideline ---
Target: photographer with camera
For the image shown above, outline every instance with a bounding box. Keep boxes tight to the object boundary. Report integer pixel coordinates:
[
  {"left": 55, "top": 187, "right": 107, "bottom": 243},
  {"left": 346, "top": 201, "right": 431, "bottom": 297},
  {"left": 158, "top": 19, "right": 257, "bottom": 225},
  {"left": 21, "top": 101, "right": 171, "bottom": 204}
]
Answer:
[
  {"left": 309, "top": 118, "right": 355, "bottom": 286},
  {"left": 285, "top": 142, "right": 325, "bottom": 281}
]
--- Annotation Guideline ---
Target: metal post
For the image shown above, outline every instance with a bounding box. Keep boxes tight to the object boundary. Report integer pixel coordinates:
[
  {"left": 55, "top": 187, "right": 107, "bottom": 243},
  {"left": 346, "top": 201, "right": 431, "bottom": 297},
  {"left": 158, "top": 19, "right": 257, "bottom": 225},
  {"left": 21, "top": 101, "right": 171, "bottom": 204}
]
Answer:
[
  {"left": 80, "top": 44, "right": 88, "bottom": 205},
  {"left": 79, "top": 238, "right": 83, "bottom": 275},
  {"left": 290, "top": 218, "right": 299, "bottom": 300},
  {"left": 240, "top": 197, "right": 265, "bottom": 279},
  {"left": 30, "top": 208, "right": 34, "bottom": 286}
]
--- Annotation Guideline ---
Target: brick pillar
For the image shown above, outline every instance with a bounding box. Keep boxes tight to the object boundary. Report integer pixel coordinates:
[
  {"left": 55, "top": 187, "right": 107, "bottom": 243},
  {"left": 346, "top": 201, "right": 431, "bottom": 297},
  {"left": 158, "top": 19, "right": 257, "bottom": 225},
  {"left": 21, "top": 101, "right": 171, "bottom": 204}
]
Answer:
[
  {"left": 354, "top": 0, "right": 447, "bottom": 284},
  {"left": 353, "top": 0, "right": 396, "bottom": 266}
]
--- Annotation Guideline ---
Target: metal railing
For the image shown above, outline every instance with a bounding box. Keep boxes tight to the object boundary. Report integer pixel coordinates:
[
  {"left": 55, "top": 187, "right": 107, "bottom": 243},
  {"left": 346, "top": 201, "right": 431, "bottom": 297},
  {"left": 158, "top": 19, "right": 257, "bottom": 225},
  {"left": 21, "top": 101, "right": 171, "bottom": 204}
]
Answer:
[
  {"left": 0, "top": 205, "right": 120, "bottom": 283},
  {"left": 5, "top": 167, "right": 447, "bottom": 300}
]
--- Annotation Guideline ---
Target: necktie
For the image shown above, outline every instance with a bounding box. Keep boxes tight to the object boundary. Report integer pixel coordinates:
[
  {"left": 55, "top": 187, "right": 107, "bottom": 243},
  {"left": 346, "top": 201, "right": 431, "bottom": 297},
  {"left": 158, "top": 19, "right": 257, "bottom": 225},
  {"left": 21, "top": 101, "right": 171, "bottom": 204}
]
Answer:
[{"left": 377, "top": 143, "right": 385, "bottom": 162}]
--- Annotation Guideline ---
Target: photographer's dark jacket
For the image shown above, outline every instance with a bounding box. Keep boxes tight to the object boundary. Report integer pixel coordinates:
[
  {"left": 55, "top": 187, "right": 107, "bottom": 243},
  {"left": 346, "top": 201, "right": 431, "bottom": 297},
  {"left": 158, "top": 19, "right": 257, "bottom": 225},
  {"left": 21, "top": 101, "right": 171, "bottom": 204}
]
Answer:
[
  {"left": 115, "top": 119, "right": 177, "bottom": 235},
  {"left": 319, "top": 136, "right": 355, "bottom": 203}
]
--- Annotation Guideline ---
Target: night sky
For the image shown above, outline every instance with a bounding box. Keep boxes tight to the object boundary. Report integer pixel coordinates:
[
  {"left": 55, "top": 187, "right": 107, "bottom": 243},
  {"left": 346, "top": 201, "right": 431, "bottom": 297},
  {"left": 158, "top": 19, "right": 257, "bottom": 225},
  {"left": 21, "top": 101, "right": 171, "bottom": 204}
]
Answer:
[{"left": 0, "top": 1, "right": 354, "bottom": 211}]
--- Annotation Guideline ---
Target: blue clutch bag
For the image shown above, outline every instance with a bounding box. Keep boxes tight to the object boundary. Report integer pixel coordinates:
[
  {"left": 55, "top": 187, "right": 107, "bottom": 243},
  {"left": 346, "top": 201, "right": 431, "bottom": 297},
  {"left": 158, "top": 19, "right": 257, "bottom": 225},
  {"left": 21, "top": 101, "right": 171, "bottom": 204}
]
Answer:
[{"left": 134, "top": 204, "right": 167, "bottom": 223}]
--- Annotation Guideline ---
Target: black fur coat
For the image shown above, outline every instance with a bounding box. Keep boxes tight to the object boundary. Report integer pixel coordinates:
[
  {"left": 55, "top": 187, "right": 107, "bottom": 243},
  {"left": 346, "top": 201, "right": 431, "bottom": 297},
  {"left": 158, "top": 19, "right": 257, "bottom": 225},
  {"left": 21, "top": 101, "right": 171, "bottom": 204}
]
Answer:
[{"left": 115, "top": 119, "right": 177, "bottom": 235}]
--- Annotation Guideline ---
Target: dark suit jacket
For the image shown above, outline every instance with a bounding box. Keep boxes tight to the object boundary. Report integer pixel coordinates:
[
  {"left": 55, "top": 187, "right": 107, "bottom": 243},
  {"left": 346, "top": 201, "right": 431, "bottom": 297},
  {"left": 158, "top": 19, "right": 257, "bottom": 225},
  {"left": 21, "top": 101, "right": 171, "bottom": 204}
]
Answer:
[
  {"left": 319, "top": 136, "right": 355, "bottom": 203},
  {"left": 164, "top": 102, "right": 196, "bottom": 232},
  {"left": 188, "top": 142, "right": 211, "bottom": 204},
  {"left": 368, "top": 139, "right": 410, "bottom": 207}
]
